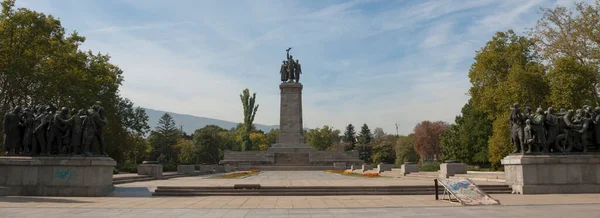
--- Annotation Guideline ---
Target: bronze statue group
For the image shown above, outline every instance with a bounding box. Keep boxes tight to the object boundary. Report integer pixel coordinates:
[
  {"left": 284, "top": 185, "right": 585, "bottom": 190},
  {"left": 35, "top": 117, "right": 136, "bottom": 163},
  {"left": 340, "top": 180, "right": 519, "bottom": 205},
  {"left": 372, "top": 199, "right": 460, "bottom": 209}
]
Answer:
[
  {"left": 2, "top": 101, "right": 108, "bottom": 156},
  {"left": 280, "top": 47, "right": 302, "bottom": 83},
  {"left": 510, "top": 104, "right": 600, "bottom": 154}
]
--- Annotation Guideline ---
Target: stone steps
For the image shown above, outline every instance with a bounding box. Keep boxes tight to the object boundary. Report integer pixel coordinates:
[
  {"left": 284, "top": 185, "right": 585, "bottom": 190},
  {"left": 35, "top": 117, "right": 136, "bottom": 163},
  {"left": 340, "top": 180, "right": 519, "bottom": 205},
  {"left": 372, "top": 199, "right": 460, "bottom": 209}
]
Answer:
[
  {"left": 112, "top": 173, "right": 189, "bottom": 185},
  {"left": 113, "top": 175, "right": 155, "bottom": 185},
  {"left": 153, "top": 185, "right": 512, "bottom": 196},
  {"left": 251, "top": 165, "right": 334, "bottom": 171},
  {"left": 404, "top": 172, "right": 439, "bottom": 179}
]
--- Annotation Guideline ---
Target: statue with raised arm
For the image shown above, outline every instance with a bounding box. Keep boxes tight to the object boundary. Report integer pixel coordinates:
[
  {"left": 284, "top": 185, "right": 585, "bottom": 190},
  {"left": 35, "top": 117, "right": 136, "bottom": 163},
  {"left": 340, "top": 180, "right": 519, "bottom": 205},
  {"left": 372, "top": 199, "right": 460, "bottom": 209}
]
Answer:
[{"left": 286, "top": 47, "right": 292, "bottom": 60}]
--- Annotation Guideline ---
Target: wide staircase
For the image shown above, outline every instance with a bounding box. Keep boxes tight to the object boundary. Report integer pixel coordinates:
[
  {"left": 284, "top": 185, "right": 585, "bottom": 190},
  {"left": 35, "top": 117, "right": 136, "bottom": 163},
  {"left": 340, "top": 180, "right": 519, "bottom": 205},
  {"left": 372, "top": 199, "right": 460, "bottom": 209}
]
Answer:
[
  {"left": 275, "top": 153, "right": 309, "bottom": 165},
  {"left": 153, "top": 184, "right": 512, "bottom": 196}
]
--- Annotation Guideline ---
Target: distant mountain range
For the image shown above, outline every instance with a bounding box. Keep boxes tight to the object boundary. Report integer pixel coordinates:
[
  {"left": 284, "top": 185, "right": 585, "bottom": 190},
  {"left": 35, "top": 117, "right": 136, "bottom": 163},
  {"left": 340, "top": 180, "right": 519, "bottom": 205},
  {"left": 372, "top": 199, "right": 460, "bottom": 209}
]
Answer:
[{"left": 144, "top": 108, "right": 280, "bottom": 134}]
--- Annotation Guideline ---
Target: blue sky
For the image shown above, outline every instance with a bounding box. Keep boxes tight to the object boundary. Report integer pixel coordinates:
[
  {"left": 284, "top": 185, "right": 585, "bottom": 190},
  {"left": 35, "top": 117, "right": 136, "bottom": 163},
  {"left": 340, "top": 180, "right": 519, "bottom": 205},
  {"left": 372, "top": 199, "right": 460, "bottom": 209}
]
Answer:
[{"left": 15, "top": 0, "right": 589, "bottom": 134}]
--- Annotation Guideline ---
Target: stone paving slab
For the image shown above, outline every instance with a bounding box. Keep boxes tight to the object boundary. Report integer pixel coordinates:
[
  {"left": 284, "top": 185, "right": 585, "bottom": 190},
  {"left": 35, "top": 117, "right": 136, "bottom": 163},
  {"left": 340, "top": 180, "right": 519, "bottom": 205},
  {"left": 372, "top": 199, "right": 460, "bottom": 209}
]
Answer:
[
  {"left": 114, "top": 171, "right": 505, "bottom": 190},
  {"left": 1, "top": 194, "right": 599, "bottom": 209},
  {"left": 0, "top": 204, "right": 598, "bottom": 218}
]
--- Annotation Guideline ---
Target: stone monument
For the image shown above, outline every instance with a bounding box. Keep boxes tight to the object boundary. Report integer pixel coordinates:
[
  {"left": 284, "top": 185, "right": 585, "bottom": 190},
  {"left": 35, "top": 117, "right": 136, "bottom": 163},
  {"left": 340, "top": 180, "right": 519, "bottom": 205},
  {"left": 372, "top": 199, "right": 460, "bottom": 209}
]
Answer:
[
  {"left": 0, "top": 102, "right": 116, "bottom": 196},
  {"left": 502, "top": 104, "right": 600, "bottom": 194},
  {"left": 221, "top": 48, "right": 363, "bottom": 170}
]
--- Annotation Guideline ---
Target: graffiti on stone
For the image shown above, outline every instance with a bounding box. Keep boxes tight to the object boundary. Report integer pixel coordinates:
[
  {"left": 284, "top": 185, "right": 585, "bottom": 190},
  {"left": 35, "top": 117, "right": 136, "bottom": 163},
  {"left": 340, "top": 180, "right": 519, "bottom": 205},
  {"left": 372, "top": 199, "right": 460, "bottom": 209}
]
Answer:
[
  {"left": 438, "top": 178, "right": 500, "bottom": 205},
  {"left": 55, "top": 168, "right": 74, "bottom": 180}
]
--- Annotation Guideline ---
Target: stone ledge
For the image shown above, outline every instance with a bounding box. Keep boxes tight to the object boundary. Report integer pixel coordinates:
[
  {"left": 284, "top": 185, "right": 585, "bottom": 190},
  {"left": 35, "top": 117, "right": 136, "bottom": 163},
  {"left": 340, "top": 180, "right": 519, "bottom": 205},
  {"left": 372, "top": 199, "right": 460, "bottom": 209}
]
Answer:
[
  {"left": 511, "top": 184, "right": 600, "bottom": 194},
  {"left": 501, "top": 153, "right": 600, "bottom": 165},
  {"left": 0, "top": 156, "right": 116, "bottom": 166}
]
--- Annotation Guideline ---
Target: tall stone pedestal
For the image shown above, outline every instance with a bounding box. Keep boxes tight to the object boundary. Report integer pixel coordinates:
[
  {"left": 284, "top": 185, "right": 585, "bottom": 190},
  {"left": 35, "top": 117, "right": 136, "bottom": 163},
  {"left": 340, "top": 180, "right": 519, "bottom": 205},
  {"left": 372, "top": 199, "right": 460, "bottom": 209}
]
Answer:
[
  {"left": 276, "top": 82, "right": 306, "bottom": 145},
  {"left": 0, "top": 156, "right": 116, "bottom": 196},
  {"left": 502, "top": 154, "right": 600, "bottom": 194}
]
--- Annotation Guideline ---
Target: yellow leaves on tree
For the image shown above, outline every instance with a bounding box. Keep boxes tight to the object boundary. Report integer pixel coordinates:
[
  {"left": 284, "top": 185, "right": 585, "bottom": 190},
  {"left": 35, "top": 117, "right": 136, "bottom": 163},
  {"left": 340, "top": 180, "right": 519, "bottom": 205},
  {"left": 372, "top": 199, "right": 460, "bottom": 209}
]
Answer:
[
  {"left": 249, "top": 132, "right": 269, "bottom": 151},
  {"left": 488, "top": 113, "right": 512, "bottom": 170}
]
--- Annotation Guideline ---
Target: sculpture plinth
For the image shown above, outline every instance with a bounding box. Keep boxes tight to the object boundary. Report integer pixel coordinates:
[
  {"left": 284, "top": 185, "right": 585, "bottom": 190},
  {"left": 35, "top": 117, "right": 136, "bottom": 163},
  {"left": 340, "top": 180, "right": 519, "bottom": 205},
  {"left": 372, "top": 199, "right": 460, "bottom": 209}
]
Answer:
[
  {"left": 502, "top": 154, "right": 600, "bottom": 194},
  {"left": 271, "top": 83, "right": 311, "bottom": 149},
  {"left": 0, "top": 156, "right": 116, "bottom": 196}
]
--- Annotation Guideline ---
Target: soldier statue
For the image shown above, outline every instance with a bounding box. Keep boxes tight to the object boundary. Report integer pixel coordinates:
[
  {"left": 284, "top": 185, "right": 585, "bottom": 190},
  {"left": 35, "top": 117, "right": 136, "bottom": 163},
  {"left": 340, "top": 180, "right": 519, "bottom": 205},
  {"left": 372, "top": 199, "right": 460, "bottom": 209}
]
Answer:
[
  {"left": 280, "top": 60, "right": 288, "bottom": 82},
  {"left": 509, "top": 103, "right": 524, "bottom": 154},
  {"left": 281, "top": 47, "right": 302, "bottom": 83},
  {"left": 3, "top": 106, "right": 22, "bottom": 155},
  {"left": 91, "top": 103, "right": 108, "bottom": 156},
  {"left": 20, "top": 108, "right": 34, "bottom": 154},
  {"left": 81, "top": 109, "right": 96, "bottom": 156},
  {"left": 66, "top": 109, "right": 85, "bottom": 155},
  {"left": 31, "top": 106, "right": 47, "bottom": 155},
  {"left": 294, "top": 59, "right": 302, "bottom": 83}
]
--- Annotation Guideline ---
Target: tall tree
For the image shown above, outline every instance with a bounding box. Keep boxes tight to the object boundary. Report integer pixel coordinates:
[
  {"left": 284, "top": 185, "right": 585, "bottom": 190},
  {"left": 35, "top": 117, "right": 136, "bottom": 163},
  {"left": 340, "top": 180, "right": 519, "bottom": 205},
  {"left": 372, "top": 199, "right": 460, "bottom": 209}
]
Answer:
[
  {"left": 371, "top": 135, "right": 396, "bottom": 165},
  {"left": 193, "top": 125, "right": 226, "bottom": 164},
  {"left": 395, "top": 134, "right": 419, "bottom": 164},
  {"left": 240, "top": 88, "right": 258, "bottom": 151},
  {"left": 342, "top": 124, "right": 356, "bottom": 151},
  {"left": 468, "top": 30, "right": 549, "bottom": 168},
  {"left": 357, "top": 124, "right": 373, "bottom": 145},
  {"left": 305, "top": 125, "right": 341, "bottom": 151},
  {"left": 173, "top": 138, "right": 196, "bottom": 164},
  {"left": 356, "top": 124, "right": 373, "bottom": 162},
  {"left": 440, "top": 101, "right": 493, "bottom": 166},
  {"left": 412, "top": 121, "right": 449, "bottom": 161},
  {"left": 149, "top": 113, "right": 181, "bottom": 162},
  {"left": 531, "top": 1, "right": 600, "bottom": 66},
  {"left": 373, "top": 127, "right": 386, "bottom": 141},
  {"left": 547, "top": 57, "right": 598, "bottom": 109}
]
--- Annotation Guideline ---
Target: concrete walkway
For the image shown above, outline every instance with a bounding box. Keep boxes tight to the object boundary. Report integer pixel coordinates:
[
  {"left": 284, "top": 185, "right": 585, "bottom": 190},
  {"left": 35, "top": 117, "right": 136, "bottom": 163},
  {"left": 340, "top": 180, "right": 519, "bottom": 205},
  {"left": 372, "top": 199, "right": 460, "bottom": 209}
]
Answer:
[
  {"left": 1, "top": 204, "right": 598, "bottom": 218},
  {"left": 2, "top": 171, "right": 599, "bottom": 217}
]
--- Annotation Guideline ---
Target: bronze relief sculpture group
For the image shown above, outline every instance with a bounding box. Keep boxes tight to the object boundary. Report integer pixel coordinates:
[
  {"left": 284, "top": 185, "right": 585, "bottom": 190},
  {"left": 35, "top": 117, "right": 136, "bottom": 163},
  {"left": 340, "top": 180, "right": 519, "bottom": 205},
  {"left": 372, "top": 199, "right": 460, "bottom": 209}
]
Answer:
[
  {"left": 279, "top": 47, "right": 302, "bottom": 83},
  {"left": 510, "top": 104, "right": 600, "bottom": 154},
  {"left": 3, "top": 101, "right": 108, "bottom": 156}
]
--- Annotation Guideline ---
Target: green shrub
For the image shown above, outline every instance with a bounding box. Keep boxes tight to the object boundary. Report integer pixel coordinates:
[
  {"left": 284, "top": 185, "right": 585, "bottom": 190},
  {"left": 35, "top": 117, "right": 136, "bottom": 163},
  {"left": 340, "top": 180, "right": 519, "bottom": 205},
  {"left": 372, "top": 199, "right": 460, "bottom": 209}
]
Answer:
[
  {"left": 420, "top": 162, "right": 440, "bottom": 172},
  {"left": 467, "top": 166, "right": 498, "bottom": 172},
  {"left": 117, "top": 163, "right": 138, "bottom": 173},
  {"left": 113, "top": 168, "right": 119, "bottom": 174},
  {"left": 163, "top": 163, "right": 177, "bottom": 172}
]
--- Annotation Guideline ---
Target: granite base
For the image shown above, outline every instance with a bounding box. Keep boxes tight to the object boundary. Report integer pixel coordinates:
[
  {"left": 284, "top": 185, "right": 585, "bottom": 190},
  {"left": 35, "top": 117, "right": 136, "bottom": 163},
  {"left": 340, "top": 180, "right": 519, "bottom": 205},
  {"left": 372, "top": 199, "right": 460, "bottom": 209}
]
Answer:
[
  {"left": 0, "top": 156, "right": 116, "bottom": 196},
  {"left": 501, "top": 154, "right": 600, "bottom": 194}
]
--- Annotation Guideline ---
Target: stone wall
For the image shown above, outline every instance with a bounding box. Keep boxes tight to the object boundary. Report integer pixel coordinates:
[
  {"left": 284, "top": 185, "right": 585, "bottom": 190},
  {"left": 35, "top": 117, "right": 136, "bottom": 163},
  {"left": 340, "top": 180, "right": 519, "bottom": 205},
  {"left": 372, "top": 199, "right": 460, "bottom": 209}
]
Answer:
[
  {"left": 502, "top": 154, "right": 600, "bottom": 194},
  {"left": 0, "top": 156, "right": 116, "bottom": 196}
]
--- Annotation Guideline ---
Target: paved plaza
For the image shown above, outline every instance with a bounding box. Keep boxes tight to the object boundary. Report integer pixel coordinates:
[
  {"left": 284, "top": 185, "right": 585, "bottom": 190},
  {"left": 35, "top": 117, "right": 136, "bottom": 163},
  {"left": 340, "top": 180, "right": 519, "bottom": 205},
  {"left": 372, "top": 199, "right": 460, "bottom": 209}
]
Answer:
[{"left": 1, "top": 171, "right": 600, "bottom": 217}]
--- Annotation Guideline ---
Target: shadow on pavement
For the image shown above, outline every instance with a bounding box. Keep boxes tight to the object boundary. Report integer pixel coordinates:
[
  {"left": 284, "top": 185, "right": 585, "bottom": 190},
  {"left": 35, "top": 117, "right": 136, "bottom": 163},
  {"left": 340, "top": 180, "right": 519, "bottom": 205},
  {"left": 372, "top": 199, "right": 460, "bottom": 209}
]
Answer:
[
  {"left": 106, "top": 186, "right": 154, "bottom": 197},
  {"left": 0, "top": 196, "right": 91, "bottom": 203}
]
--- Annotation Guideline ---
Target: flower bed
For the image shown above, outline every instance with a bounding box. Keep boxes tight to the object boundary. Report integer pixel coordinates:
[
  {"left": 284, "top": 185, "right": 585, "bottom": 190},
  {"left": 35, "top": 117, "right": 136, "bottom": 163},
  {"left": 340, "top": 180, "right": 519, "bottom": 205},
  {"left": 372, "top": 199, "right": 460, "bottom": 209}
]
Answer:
[
  {"left": 326, "top": 169, "right": 345, "bottom": 173},
  {"left": 213, "top": 170, "right": 261, "bottom": 179},
  {"left": 326, "top": 170, "right": 381, "bottom": 178}
]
